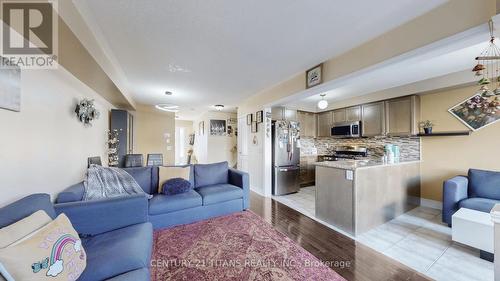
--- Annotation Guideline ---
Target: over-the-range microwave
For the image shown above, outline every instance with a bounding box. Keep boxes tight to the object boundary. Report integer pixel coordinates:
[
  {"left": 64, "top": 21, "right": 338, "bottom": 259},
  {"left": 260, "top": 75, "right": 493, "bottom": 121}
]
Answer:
[{"left": 331, "top": 121, "right": 361, "bottom": 138}]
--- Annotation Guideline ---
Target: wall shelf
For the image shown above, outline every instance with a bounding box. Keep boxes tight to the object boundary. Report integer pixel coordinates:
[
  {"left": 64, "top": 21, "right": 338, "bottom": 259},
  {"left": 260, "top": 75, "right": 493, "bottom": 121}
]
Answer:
[{"left": 417, "top": 131, "right": 472, "bottom": 137}]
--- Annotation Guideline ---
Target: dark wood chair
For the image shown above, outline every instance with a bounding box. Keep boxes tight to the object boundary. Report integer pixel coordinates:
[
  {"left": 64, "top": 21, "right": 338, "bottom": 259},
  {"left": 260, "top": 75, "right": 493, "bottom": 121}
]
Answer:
[
  {"left": 124, "top": 154, "right": 144, "bottom": 168},
  {"left": 87, "top": 156, "right": 102, "bottom": 168},
  {"left": 147, "top": 154, "right": 163, "bottom": 166}
]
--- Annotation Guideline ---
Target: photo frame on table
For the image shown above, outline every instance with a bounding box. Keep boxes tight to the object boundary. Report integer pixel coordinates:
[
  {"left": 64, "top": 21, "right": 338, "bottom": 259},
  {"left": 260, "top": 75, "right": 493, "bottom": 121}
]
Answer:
[
  {"left": 247, "top": 113, "right": 253, "bottom": 125},
  {"left": 306, "top": 63, "right": 323, "bottom": 89},
  {"left": 256, "top": 110, "right": 263, "bottom": 123}
]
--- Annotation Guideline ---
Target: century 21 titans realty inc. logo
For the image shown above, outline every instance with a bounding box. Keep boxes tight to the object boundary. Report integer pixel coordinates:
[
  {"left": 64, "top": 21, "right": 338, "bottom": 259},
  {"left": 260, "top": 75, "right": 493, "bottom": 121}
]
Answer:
[{"left": 1, "top": 0, "right": 58, "bottom": 69}]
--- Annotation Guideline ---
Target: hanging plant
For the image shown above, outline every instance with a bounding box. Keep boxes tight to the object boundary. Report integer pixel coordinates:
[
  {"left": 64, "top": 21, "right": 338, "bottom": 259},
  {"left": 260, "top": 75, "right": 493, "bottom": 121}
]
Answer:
[{"left": 75, "top": 99, "right": 100, "bottom": 126}]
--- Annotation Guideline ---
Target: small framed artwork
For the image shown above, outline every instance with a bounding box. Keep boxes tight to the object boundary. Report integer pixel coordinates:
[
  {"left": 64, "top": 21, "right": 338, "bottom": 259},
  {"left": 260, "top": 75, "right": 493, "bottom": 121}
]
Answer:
[
  {"left": 0, "top": 57, "right": 21, "bottom": 112},
  {"left": 251, "top": 121, "right": 258, "bottom": 133},
  {"left": 210, "top": 119, "right": 226, "bottom": 136},
  {"left": 448, "top": 94, "right": 500, "bottom": 131},
  {"left": 306, "top": 63, "right": 323, "bottom": 89},
  {"left": 256, "top": 110, "right": 263, "bottom": 123},
  {"left": 247, "top": 113, "right": 253, "bottom": 125}
]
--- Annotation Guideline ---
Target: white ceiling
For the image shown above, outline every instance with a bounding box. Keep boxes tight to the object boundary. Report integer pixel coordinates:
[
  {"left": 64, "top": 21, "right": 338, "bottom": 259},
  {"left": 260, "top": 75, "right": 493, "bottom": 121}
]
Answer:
[{"left": 73, "top": 0, "right": 447, "bottom": 119}]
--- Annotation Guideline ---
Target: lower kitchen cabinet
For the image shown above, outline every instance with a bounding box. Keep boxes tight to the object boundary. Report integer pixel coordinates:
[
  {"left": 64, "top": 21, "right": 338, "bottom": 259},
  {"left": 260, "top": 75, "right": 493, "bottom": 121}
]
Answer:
[{"left": 299, "top": 156, "right": 316, "bottom": 186}]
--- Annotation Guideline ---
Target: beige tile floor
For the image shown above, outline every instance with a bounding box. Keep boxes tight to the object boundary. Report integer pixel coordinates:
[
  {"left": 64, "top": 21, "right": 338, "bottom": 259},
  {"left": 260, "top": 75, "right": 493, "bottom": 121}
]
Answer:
[{"left": 273, "top": 186, "right": 494, "bottom": 281}]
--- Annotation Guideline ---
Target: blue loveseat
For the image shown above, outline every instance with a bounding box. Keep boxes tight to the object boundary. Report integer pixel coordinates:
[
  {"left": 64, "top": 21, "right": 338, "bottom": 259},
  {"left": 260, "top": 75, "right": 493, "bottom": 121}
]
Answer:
[
  {"left": 56, "top": 161, "right": 250, "bottom": 230},
  {"left": 0, "top": 193, "right": 152, "bottom": 281},
  {"left": 443, "top": 168, "right": 500, "bottom": 226}
]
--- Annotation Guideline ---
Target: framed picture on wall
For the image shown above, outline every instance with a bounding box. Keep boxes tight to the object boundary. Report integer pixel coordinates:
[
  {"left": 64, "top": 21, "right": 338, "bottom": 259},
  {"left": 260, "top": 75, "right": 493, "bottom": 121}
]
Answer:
[
  {"left": 306, "top": 63, "right": 323, "bottom": 89},
  {"left": 210, "top": 119, "right": 226, "bottom": 136},
  {"left": 256, "top": 110, "right": 263, "bottom": 123},
  {"left": 0, "top": 57, "right": 21, "bottom": 112},
  {"left": 251, "top": 121, "right": 258, "bottom": 133},
  {"left": 448, "top": 93, "right": 500, "bottom": 131},
  {"left": 246, "top": 114, "right": 253, "bottom": 125}
]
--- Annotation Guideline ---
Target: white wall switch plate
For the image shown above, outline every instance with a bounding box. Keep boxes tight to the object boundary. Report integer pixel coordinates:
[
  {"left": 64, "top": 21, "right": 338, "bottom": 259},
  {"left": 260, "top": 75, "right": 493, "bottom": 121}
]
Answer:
[{"left": 346, "top": 170, "right": 354, "bottom": 181}]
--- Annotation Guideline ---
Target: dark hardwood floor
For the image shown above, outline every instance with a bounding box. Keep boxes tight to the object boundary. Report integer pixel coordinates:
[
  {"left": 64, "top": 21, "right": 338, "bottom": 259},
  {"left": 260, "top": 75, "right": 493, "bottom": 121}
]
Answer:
[{"left": 249, "top": 192, "right": 431, "bottom": 281}]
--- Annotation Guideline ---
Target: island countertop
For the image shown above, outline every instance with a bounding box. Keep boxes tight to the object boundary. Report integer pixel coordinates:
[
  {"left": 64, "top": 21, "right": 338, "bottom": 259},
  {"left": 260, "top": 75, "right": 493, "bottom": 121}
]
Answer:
[{"left": 313, "top": 159, "right": 421, "bottom": 170}]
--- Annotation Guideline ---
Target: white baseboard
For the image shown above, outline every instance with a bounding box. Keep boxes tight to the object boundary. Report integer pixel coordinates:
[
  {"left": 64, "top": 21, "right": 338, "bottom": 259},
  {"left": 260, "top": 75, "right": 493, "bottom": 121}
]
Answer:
[{"left": 420, "top": 198, "right": 442, "bottom": 210}]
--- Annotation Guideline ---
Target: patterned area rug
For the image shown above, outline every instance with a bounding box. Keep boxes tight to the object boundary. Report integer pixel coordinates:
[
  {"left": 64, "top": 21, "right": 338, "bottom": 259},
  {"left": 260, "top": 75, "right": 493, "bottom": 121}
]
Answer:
[{"left": 151, "top": 211, "right": 345, "bottom": 280}]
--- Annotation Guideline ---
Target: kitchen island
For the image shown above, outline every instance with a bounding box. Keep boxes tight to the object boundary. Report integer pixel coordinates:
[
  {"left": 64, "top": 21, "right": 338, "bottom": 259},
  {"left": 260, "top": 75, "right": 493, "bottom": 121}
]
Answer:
[{"left": 314, "top": 160, "right": 420, "bottom": 236}]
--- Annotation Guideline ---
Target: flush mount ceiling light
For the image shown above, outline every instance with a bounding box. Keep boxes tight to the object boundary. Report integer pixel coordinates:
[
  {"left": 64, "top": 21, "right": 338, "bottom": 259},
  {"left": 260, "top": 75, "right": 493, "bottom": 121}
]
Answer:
[
  {"left": 155, "top": 103, "right": 179, "bottom": 112},
  {"left": 317, "top": 94, "right": 328, "bottom": 110},
  {"left": 168, "top": 63, "right": 191, "bottom": 73},
  {"left": 214, "top": 104, "right": 224, "bottom": 111}
]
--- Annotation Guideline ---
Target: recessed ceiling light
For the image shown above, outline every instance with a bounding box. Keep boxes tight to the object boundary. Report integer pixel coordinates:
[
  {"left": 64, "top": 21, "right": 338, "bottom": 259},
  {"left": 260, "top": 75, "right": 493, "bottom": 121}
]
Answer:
[
  {"left": 214, "top": 104, "right": 224, "bottom": 111},
  {"left": 155, "top": 104, "right": 179, "bottom": 112},
  {"left": 165, "top": 91, "right": 173, "bottom": 96}
]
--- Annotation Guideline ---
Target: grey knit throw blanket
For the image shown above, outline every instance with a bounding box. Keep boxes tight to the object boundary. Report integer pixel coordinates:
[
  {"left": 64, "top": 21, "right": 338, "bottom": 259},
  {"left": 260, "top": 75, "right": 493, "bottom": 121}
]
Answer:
[{"left": 83, "top": 164, "right": 152, "bottom": 201}]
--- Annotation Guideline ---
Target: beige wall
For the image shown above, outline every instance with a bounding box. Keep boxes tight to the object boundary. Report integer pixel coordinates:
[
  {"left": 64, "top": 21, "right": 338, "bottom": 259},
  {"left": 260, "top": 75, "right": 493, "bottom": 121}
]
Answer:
[
  {"left": 420, "top": 85, "right": 500, "bottom": 201},
  {"left": 133, "top": 106, "right": 176, "bottom": 165},
  {"left": 58, "top": 17, "right": 134, "bottom": 109},
  {"left": 193, "top": 112, "right": 237, "bottom": 166},
  {"left": 0, "top": 67, "right": 113, "bottom": 206}
]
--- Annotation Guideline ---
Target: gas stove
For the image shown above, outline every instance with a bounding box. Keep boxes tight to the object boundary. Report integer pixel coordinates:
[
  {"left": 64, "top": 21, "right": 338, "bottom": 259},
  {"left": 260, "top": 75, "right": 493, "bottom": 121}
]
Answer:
[{"left": 322, "top": 146, "right": 369, "bottom": 161}]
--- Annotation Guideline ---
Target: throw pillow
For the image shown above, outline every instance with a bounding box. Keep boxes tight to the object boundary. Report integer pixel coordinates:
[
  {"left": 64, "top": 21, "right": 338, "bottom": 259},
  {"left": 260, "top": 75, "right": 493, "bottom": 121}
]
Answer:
[
  {"left": 158, "top": 166, "right": 191, "bottom": 193},
  {"left": 162, "top": 178, "right": 193, "bottom": 195},
  {"left": 0, "top": 210, "right": 52, "bottom": 249},
  {"left": 0, "top": 213, "right": 86, "bottom": 281}
]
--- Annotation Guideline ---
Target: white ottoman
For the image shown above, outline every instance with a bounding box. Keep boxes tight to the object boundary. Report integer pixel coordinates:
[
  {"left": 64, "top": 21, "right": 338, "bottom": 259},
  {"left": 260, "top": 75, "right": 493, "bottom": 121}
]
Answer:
[{"left": 452, "top": 207, "right": 494, "bottom": 261}]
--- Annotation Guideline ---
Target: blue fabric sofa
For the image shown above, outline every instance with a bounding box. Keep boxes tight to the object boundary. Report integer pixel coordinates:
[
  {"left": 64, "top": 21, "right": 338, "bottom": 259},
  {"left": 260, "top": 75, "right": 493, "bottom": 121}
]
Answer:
[
  {"left": 57, "top": 161, "right": 250, "bottom": 230},
  {"left": 443, "top": 169, "right": 500, "bottom": 226},
  {"left": 0, "top": 193, "right": 152, "bottom": 281}
]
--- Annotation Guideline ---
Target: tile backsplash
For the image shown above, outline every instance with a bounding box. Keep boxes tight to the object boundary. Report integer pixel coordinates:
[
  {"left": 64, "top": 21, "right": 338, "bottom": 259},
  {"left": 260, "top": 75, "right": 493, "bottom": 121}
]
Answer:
[{"left": 300, "top": 136, "right": 421, "bottom": 161}]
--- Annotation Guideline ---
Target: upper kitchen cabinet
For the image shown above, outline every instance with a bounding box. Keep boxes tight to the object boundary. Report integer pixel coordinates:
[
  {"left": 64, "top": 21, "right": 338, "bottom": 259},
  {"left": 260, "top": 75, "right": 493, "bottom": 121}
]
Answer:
[
  {"left": 271, "top": 107, "right": 298, "bottom": 121},
  {"left": 317, "top": 111, "right": 333, "bottom": 137},
  {"left": 333, "top": 109, "right": 346, "bottom": 123},
  {"left": 361, "top": 102, "right": 385, "bottom": 137},
  {"left": 385, "top": 95, "right": 420, "bottom": 136},
  {"left": 297, "top": 111, "right": 317, "bottom": 137},
  {"left": 346, "top": 106, "right": 361, "bottom": 122}
]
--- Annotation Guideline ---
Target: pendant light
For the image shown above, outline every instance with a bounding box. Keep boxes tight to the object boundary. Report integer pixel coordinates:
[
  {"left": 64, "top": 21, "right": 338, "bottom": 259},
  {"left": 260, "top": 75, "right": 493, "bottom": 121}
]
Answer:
[{"left": 317, "top": 94, "right": 328, "bottom": 110}]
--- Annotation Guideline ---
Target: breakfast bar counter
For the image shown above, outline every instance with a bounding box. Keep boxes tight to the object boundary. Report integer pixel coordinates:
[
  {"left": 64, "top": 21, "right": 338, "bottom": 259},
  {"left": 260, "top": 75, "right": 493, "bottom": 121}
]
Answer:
[{"left": 314, "top": 160, "right": 421, "bottom": 236}]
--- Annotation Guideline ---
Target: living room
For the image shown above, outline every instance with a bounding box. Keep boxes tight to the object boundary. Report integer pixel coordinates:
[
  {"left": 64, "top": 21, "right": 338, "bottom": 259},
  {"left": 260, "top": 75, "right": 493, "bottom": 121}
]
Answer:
[{"left": 1, "top": 0, "right": 500, "bottom": 281}]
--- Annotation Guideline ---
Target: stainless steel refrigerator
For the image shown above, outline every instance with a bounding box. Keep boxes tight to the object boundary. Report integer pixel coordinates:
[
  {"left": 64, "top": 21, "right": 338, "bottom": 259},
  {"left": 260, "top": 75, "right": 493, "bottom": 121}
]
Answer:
[{"left": 272, "top": 120, "right": 300, "bottom": 195}]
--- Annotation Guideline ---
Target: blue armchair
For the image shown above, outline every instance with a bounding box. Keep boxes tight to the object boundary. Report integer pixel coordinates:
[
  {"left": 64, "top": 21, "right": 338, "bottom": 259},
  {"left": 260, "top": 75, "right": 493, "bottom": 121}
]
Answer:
[
  {"left": 0, "top": 193, "right": 153, "bottom": 281},
  {"left": 443, "top": 169, "right": 500, "bottom": 226}
]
